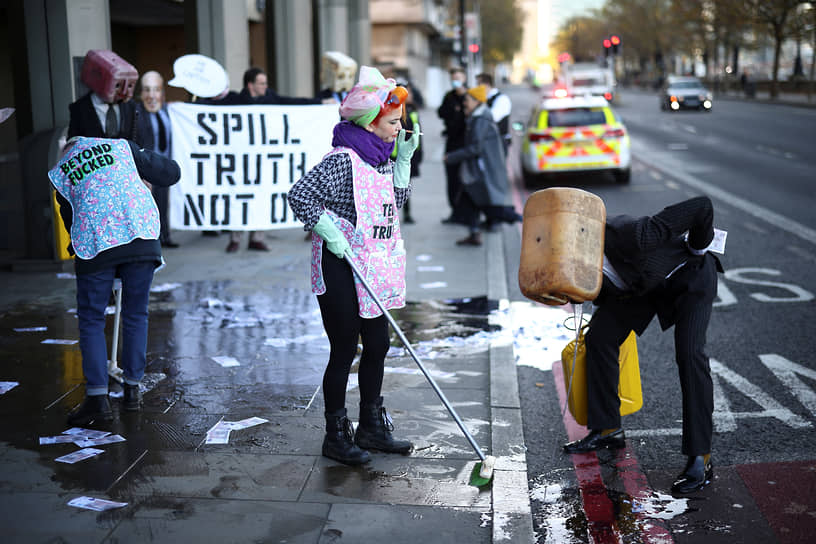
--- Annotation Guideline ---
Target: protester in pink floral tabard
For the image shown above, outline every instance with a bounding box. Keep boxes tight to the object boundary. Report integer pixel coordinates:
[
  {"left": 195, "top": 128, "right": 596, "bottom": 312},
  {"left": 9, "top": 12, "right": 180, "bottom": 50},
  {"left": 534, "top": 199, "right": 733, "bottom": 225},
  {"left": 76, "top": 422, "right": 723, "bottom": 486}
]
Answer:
[{"left": 288, "top": 66, "right": 419, "bottom": 466}]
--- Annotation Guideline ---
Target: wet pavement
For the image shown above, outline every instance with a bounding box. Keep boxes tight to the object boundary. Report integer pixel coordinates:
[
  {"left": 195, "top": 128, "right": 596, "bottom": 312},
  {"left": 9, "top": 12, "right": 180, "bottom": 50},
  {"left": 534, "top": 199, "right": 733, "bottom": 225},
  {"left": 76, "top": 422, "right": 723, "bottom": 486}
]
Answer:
[{"left": 0, "top": 111, "right": 534, "bottom": 543}]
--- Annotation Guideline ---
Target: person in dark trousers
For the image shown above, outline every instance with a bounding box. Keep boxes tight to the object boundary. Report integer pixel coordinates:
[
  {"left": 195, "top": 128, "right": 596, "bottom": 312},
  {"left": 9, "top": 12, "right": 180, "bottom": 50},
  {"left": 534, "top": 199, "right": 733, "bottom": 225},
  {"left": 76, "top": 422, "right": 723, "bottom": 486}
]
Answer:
[
  {"left": 563, "top": 196, "right": 723, "bottom": 494},
  {"left": 216, "top": 68, "right": 329, "bottom": 253},
  {"left": 288, "top": 66, "right": 419, "bottom": 466},
  {"left": 436, "top": 67, "right": 468, "bottom": 224},
  {"left": 444, "top": 85, "right": 520, "bottom": 247},
  {"left": 49, "top": 137, "right": 181, "bottom": 425},
  {"left": 136, "top": 70, "right": 177, "bottom": 248}
]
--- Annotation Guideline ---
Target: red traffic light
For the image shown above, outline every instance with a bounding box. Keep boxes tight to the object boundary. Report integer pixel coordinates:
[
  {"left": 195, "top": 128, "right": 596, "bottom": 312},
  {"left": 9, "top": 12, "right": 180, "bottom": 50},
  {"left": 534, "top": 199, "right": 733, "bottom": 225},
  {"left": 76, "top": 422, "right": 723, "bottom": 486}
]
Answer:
[
  {"left": 557, "top": 52, "right": 571, "bottom": 63},
  {"left": 468, "top": 43, "right": 480, "bottom": 53},
  {"left": 611, "top": 35, "right": 621, "bottom": 46},
  {"left": 603, "top": 39, "right": 612, "bottom": 49}
]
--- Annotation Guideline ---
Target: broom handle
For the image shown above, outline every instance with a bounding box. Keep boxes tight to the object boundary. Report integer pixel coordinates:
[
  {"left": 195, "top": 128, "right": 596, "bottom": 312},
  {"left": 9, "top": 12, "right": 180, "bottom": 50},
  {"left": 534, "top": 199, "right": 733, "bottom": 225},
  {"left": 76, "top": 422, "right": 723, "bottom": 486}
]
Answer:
[{"left": 344, "top": 253, "right": 486, "bottom": 462}]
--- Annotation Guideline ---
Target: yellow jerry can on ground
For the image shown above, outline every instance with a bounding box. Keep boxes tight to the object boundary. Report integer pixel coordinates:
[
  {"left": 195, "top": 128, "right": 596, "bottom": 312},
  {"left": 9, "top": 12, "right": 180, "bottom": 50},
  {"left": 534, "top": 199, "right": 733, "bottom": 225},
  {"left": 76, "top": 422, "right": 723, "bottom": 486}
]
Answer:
[
  {"left": 518, "top": 187, "right": 606, "bottom": 305},
  {"left": 561, "top": 327, "right": 642, "bottom": 425}
]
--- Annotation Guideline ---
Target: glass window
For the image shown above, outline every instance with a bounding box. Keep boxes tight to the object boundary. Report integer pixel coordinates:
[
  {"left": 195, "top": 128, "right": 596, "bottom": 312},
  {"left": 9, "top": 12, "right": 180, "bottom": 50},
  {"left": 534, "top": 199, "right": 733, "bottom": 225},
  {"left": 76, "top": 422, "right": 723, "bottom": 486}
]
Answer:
[{"left": 547, "top": 108, "right": 606, "bottom": 127}]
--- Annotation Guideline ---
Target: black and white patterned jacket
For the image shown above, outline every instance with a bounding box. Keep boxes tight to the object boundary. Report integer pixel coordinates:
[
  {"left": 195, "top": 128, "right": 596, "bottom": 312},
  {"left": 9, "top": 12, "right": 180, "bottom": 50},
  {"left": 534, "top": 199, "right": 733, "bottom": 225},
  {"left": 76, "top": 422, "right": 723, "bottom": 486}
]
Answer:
[{"left": 288, "top": 151, "right": 412, "bottom": 231}]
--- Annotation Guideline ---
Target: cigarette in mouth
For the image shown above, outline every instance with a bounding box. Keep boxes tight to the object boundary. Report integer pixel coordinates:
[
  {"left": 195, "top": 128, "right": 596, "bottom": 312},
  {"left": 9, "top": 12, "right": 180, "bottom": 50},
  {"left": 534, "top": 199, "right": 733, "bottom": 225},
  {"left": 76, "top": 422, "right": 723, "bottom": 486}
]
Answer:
[{"left": 404, "top": 130, "right": 424, "bottom": 136}]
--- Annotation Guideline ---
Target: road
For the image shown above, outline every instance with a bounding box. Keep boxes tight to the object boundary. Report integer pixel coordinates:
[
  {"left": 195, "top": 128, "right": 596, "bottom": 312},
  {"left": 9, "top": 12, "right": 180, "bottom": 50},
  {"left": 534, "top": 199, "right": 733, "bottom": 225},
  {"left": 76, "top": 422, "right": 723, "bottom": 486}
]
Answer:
[{"left": 501, "top": 85, "right": 816, "bottom": 543}]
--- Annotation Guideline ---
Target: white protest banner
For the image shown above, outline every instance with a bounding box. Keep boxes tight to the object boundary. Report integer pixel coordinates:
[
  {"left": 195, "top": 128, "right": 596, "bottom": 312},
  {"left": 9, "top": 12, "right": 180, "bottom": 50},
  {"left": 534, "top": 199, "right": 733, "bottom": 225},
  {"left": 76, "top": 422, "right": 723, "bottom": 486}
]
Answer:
[{"left": 167, "top": 103, "right": 337, "bottom": 231}]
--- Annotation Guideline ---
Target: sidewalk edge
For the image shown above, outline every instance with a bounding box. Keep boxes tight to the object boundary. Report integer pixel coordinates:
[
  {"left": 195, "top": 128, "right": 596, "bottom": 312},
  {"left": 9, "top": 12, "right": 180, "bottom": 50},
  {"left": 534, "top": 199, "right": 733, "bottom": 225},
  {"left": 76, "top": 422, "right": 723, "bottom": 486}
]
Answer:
[{"left": 487, "top": 230, "right": 535, "bottom": 543}]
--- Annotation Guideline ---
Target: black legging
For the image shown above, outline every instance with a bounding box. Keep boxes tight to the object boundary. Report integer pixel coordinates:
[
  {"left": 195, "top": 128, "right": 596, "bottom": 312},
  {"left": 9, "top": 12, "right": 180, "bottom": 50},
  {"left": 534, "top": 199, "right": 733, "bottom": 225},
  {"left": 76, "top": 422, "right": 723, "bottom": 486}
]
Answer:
[{"left": 317, "top": 246, "right": 390, "bottom": 413}]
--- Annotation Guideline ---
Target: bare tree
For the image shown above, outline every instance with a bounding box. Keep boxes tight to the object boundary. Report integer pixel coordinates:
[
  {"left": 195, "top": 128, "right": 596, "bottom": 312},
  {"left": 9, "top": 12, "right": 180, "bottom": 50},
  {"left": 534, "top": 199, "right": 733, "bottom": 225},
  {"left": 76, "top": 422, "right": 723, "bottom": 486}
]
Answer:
[{"left": 744, "top": 0, "right": 803, "bottom": 98}]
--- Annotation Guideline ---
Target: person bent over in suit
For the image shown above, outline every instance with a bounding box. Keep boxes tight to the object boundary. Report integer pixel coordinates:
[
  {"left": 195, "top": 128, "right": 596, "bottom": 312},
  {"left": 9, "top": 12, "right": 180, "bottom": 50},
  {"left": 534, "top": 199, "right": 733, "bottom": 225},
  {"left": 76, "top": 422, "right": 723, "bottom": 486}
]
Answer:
[{"left": 563, "top": 196, "right": 723, "bottom": 494}]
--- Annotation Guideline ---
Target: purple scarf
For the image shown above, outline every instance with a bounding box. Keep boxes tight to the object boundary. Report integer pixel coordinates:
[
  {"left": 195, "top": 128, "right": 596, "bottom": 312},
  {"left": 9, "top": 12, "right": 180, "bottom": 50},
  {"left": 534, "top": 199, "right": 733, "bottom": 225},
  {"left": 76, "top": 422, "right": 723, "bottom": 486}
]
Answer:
[{"left": 332, "top": 121, "right": 394, "bottom": 166}]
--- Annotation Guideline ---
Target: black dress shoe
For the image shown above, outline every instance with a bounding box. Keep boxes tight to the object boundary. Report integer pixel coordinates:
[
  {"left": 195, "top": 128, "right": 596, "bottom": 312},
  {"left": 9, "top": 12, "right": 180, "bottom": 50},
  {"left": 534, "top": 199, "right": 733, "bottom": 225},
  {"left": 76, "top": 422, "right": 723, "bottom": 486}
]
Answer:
[
  {"left": 67, "top": 395, "right": 113, "bottom": 426},
  {"left": 671, "top": 455, "right": 713, "bottom": 494},
  {"left": 122, "top": 384, "right": 141, "bottom": 411},
  {"left": 563, "top": 429, "right": 626, "bottom": 454}
]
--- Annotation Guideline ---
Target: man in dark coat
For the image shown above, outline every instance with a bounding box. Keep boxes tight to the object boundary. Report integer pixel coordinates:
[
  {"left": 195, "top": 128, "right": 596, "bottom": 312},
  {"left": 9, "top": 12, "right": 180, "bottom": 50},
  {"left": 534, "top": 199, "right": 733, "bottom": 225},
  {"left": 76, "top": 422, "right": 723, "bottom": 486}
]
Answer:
[
  {"left": 563, "top": 196, "right": 723, "bottom": 494},
  {"left": 436, "top": 67, "right": 468, "bottom": 224}
]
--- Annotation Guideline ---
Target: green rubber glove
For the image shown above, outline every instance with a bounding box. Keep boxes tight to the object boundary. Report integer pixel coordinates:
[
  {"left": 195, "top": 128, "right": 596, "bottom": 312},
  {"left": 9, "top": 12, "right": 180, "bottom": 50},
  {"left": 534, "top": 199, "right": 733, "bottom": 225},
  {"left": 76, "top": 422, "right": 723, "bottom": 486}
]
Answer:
[
  {"left": 313, "top": 212, "right": 351, "bottom": 258},
  {"left": 393, "top": 123, "right": 420, "bottom": 188}
]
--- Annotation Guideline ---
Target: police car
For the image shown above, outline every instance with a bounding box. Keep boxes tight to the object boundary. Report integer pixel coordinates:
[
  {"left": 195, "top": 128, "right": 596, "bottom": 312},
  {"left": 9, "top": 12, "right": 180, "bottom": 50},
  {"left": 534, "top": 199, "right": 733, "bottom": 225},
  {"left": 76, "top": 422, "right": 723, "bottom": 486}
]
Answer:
[{"left": 518, "top": 95, "right": 631, "bottom": 186}]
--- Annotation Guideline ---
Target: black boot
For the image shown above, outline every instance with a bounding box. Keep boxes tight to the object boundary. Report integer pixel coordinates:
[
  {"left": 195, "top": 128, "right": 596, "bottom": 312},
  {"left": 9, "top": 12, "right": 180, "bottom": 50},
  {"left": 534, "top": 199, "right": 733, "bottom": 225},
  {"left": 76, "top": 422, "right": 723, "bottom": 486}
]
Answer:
[
  {"left": 671, "top": 455, "right": 713, "bottom": 494},
  {"left": 67, "top": 394, "right": 113, "bottom": 426},
  {"left": 322, "top": 409, "right": 371, "bottom": 465},
  {"left": 122, "top": 384, "right": 141, "bottom": 411},
  {"left": 355, "top": 397, "right": 413, "bottom": 454}
]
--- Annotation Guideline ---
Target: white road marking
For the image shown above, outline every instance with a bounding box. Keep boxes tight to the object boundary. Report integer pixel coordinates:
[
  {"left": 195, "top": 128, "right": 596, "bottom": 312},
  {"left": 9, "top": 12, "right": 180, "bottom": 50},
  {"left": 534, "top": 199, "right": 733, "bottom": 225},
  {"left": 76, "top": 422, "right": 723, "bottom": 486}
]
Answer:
[{"left": 632, "top": 139, "right": 816, "bottom": 246}]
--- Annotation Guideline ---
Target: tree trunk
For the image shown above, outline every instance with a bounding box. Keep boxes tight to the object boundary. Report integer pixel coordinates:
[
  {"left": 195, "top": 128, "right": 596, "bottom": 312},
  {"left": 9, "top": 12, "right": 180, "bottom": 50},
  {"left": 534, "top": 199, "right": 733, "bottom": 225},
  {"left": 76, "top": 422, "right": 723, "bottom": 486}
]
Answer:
[{"left": 771, "top": 30, "right": 783, "bottom": 99}]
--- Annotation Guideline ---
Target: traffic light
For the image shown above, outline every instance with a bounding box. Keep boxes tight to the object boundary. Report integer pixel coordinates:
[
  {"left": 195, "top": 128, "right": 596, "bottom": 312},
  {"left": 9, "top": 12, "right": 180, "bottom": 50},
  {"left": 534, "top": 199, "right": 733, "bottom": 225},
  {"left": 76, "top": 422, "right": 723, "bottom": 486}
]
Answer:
[
  {"left": 603, "top": 38, "right": 612, "bottom": 57},
  {"left": 610, "top": 35, "right": 621, "bottom": 55},
  {"left": 557, "top": 52, "right": 571, "bottom": 64},
  {"left": 468, "top": 43, "right": 480, "bottom": 54}
]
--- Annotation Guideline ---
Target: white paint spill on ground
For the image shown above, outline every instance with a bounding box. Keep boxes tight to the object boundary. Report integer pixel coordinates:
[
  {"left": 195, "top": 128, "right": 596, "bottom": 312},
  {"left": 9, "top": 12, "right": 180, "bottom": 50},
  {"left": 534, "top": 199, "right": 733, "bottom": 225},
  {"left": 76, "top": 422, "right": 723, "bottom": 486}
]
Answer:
[
  {"left": 631, "top": 491, "right": 690, "bottom": 520},
  {"left": 391, "top": 301, "right": 584, "bottom": 371}
]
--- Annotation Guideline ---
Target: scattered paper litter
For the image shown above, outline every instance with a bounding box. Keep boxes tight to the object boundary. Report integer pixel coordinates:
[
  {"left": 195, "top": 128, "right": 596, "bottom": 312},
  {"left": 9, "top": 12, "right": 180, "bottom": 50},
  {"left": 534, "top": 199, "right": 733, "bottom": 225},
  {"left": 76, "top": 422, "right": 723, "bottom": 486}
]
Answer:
[
  {"left": 41, "top": 339, "right": 78, "bottom": 345},
  {"left": 73, "top": 434, "right": 126, "bottom": 448},
  {"left": 417, "top": 265, "right": 444, "bottom": 272},
  {"left": 227, "top": 417, "right": 268, "bottom": 430},
  {"left": 57, "top": 272, "right": 76, "bottom": 279},
  {"left": 205, "top": 421, "right": 232, "bottom": 444},
  {"left": 0, "top": 382, "right": 19, "bottom": 395},
  {"left": 205, "top": 417, "right": 269, "bottom": 444},
  {"left": 264, "top": 337, "right": 288, "bottom": 347},
  {"left": 13, "top": 326, "right": 47, "bottom": 332},
  {"left": 68, "top": 496, "right": 128, "bottom": 512},
  {"left": 39, "top": 435, "right": 77, "bottom": 445},
  {"left": 150, "top": 282, "right": 182, "bottom": 293},
  {"left": 62, "top": 428, "right": 111, "bottom": 439},
  {"left": 415, "top": 254, "right": 432, "bottom": 262},
  {"left": 420, "top": 281, "right": 448, "bottom": 289},
  {"left": 211, "top": 356, "right": 241, "bottom": 368},
  {"left": 55, "top": 448, "right": 104, "bottom": 464}
]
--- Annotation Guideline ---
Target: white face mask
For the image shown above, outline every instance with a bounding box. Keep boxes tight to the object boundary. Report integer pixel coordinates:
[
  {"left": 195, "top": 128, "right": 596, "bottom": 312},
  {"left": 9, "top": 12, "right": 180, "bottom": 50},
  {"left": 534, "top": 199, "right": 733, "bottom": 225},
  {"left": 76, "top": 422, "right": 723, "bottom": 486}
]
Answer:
[{"left": 451, "top": 80, "right": 463, "bottom": 89}]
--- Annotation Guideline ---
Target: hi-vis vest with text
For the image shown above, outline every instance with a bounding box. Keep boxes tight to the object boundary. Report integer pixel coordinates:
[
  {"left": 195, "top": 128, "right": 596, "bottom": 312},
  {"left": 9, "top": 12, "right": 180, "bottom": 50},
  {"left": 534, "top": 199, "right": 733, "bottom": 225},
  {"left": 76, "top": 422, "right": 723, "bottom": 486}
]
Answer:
[{"left": 47, "top": 137, "right": 159, "bottom": 260}]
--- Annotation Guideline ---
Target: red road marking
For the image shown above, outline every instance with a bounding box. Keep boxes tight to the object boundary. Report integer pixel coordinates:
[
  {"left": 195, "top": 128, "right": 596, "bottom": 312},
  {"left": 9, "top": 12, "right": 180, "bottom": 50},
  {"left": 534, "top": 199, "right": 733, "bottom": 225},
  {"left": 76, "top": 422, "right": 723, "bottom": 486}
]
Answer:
[{"left": 553, "top": 359, "right": 674, "bottom": 543}]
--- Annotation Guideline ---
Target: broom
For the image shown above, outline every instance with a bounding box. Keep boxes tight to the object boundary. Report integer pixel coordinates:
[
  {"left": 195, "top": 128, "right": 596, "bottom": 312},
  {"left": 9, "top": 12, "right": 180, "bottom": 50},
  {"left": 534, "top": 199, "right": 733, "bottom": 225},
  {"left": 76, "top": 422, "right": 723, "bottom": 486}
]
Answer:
[{"left": 344, "top": 253, "right": 496, "bottom": 486}]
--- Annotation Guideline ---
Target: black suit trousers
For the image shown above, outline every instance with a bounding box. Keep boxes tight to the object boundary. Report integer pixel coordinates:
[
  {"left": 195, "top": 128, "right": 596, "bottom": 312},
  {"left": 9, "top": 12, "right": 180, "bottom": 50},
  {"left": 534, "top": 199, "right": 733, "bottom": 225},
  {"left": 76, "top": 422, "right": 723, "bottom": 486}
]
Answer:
[{"left": 585, "top": 253, "right": 718, "bottom": 456}]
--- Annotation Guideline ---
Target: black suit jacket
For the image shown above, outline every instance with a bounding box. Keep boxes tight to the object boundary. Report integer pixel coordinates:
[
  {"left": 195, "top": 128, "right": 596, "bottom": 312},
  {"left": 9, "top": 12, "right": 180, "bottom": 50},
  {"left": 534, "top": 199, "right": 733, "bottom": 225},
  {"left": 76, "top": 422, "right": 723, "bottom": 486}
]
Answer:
[
  {"left": 67, "top": 92, "right": 138, "bottom": 142},
  {"left": 604, "top": 196, "right": 719, "bottom": 297},
  {"left": 134, "top": 103, "right": 170, "bottom": 153},
  {"left": 599, "top": 196, "right": 723, "bottom": 332}
]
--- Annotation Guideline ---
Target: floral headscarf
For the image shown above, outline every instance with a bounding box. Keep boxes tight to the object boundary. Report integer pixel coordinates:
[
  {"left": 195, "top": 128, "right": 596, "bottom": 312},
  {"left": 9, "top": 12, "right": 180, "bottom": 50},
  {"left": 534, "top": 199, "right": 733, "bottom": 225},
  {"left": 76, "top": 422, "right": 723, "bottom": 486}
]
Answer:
[{"left": 339, "top": 66, "right": 406, "bottom": 127}]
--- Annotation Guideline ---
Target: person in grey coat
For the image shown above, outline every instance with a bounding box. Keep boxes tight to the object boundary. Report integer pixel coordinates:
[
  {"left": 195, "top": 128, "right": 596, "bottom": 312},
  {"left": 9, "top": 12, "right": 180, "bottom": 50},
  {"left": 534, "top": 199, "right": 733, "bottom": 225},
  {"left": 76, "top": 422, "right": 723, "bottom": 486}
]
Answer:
[{"left": 443, "top": 84, "right": 520, "bottom": 246}]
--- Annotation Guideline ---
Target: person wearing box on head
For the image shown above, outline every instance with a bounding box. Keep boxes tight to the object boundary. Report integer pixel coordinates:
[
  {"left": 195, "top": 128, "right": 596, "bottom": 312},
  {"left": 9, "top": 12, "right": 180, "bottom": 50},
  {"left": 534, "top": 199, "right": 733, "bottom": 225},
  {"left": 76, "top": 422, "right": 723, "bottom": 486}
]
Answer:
[
  {"left": 288, "top": 66, "right": 419, "bottom": 466},
  {"left": 68, "top": 50, "right": 139, "bottom": 142}
]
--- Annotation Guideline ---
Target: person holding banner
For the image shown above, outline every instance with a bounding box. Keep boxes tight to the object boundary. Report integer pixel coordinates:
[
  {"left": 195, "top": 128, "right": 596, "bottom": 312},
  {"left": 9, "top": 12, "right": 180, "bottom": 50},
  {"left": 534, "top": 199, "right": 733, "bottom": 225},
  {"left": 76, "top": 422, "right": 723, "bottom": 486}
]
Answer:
[
  {"left": 223, "top": 67, "right": 328, "bottom": 253},
  {"left": 288, "top": 66, "right": 419, "bottom": 466},
  {"left": 48, "top": 137, "right": 180, "bottom": 425}
]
